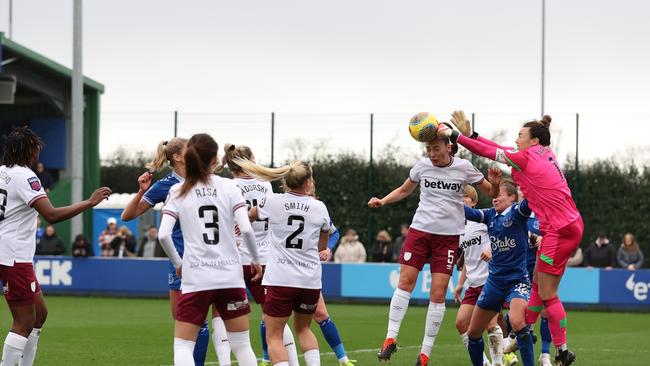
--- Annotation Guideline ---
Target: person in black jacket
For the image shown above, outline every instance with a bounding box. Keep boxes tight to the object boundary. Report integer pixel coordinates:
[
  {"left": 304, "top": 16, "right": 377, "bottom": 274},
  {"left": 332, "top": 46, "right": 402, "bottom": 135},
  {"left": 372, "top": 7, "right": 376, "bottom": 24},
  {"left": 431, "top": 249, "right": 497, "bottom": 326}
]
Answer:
[
  {"left": 71, "top": 234, "right": 94, "bottom": 257},
  {"left": 372, "top": 230, "right": 394, "bottom": 262},
  {"left": 110, "top": 226, "right": 137, "bottom": 258},
  {"left": 35, "top": 225, "right": 65, "bottom": 255},
  {"left": 583, "top": 232, "right": 616, "bottom": 269}
]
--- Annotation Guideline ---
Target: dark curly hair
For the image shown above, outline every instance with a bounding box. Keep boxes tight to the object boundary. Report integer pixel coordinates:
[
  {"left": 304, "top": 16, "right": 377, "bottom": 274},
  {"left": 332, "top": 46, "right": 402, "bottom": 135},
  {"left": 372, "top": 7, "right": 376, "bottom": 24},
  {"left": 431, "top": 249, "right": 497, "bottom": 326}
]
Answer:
[{"left": 2, "top": 126, "right": 44, "bottom": 168}]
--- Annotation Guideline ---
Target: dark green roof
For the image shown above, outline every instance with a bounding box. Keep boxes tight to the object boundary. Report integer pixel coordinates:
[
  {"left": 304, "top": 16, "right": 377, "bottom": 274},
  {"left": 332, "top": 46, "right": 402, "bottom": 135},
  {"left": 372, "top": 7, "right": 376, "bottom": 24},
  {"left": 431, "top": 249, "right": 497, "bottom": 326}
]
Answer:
[{"left": 0, "top": 32, "right": 104, "bottom": 93}]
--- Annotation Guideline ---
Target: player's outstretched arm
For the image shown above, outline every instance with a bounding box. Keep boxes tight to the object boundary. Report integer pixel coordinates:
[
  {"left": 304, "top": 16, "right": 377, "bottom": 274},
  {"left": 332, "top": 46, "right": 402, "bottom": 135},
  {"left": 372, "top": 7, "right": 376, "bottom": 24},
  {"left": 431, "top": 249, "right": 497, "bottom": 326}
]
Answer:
[
  {"left": 367, "top": 178, "right": 417, "bottom": 208},
  {"left": 34, "top": 187, "right": 112, "bottom": 224},
  {"left": 122, "top": 172, "right": 153, "bottom": 221}
]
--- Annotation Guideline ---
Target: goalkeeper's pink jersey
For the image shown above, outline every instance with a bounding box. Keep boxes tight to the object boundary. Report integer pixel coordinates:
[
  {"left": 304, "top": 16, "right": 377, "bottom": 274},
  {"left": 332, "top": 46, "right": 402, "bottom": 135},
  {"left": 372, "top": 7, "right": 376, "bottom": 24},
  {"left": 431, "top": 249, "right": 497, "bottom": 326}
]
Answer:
[{"left": 502, "top": 145, "right": 580, "bottom": 232}]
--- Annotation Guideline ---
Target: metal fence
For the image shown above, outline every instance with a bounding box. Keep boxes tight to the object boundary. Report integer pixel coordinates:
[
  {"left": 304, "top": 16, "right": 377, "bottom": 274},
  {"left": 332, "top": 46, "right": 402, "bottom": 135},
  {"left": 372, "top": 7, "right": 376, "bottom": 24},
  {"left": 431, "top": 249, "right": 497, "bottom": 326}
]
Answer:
[{"left": 103, "top": 110, "right": 650, "bottom": 167}]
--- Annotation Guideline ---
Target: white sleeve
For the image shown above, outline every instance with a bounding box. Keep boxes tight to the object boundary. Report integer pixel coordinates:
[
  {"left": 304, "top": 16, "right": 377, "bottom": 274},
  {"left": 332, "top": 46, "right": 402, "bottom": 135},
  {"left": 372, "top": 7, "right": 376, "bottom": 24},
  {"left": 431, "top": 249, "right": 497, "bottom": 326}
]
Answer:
[
  {"left": 159, "top": 213, "right": 182, "bottom": 268},
  {"left": 321, "top": 202, "right": 332, "bottom": 231},
  {"left": 161, "top": 187, "right": 179, "bottom": 218},
  {"left": 18, "top": 174, "right": 47, "bottom": 207},
  {"left": 257, "top": 194, "right": 274, "bottom": 220},
  {"left": 234, "top": 205, "right": 259, "bottom": 263},
  {"left": 408, "top": 161, "right": 421, "bottom": 183},
  {"left": 464, "top": 161, "right": 486, "bottom": 185}
]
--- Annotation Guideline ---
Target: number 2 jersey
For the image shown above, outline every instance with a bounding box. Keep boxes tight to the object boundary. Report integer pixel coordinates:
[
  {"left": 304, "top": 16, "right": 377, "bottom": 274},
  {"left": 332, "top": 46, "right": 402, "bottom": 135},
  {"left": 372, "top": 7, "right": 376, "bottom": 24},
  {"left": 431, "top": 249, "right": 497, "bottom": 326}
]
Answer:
[
  {"left": 257, "top": 192, "right": 331, "bottom": 290},
  {"left": 409, "top": 157, "right": 485, "bottom": 235},
  {"left": 0, "top": 165, "right": 47, "bottom": 266},
  {"left": 162, "top": 175, "right": 247, "bottom": 293},
  {"left": 233, "top": 177, "right": 272, "bottom": 264}
]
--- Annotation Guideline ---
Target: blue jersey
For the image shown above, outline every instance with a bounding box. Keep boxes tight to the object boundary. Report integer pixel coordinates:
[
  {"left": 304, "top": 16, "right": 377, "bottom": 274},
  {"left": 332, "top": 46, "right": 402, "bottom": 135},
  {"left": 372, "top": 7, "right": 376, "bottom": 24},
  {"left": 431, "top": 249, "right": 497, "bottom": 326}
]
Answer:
[
  {"left": 526, "top": 215, "right": 541, "bottom": 275},
  {"left": 328, "top": 222, "right": 340, "bottom": 250},
  {"left": 464, "top": 200, "right": 532, "bottom": 284},
  {"left": 143, "top": 172, "right": 184, "bottom": 257}
]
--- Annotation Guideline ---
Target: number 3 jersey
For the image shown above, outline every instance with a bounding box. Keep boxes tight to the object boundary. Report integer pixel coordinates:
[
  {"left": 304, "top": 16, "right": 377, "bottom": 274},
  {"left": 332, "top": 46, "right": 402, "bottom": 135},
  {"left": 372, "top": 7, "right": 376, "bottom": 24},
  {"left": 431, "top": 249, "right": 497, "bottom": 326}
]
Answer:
[
  {"left": 233, "top": 177, "right": 273, "bottom": 264},
  {"left": 0, "top": 165, "right": 47, "bottom": 266},
  {"left": 258, "top": 192, "right": 331, "bottom": 289},
  {"left": 163, "top": 175, "right": 247, "bottom": 293}
]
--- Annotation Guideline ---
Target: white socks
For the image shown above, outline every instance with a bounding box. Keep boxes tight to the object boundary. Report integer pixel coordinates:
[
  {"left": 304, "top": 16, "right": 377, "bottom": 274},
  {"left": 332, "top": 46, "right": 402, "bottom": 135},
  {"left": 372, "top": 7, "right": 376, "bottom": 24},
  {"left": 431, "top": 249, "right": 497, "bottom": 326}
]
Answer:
[
  {"left": 304, "top": 349, "right": 320, "bottom": 366},
  {"left": 283, "top": 324, "right": 299, "bottom": 366},
  {"left": 18, "top": 328, "right": 40, "bottom": 366},
  {"left": 173, "top": 337, "right": 195, "bottom": 366},
  {"left": 460, "top": 332, "right": 490, "bottom": 366},
  {"left": 227, "top": 331, "right": 256, "bottom": 366},
  {"left": 386, "top": 288, "right": 411, "bottom": 339},
  {"left": 212, "top": 317, "right": 231, "bottom": 366},
  {"left": 420, "top": 302, "right": 445, "bottom": 357},
  {"left": 1, "top": 332, "right": 28, "bottom": 366},
  {"left": 488, "top": 327, "right": 504, "bottom": 366}
]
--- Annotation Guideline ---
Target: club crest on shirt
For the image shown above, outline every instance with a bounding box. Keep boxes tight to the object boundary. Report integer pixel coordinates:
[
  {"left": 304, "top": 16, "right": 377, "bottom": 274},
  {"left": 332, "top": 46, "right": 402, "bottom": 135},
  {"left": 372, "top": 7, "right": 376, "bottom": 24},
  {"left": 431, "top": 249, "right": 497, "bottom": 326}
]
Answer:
[
  {"left": 0, "top": 171, "right": 10, "bottom": 184},
  {"left": 503, "top": 217, "right": 513, "bottom": 228},
  {"left": 403, "top": 252, "right": 412, "bottom": 261},
  {"left": 30, "top": 281, "right": 36, "bottom": 293},
  {"left": 28, "top": 177, "right": 41, "bottom": 191}
]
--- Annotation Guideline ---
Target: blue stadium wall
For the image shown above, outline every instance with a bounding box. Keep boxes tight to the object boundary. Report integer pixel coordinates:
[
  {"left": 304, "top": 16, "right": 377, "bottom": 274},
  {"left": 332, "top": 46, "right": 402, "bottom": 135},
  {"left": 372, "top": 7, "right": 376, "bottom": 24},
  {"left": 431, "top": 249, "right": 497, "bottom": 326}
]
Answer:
[{"left": 34, "top": 257, "right": 650, "bottom": 310}]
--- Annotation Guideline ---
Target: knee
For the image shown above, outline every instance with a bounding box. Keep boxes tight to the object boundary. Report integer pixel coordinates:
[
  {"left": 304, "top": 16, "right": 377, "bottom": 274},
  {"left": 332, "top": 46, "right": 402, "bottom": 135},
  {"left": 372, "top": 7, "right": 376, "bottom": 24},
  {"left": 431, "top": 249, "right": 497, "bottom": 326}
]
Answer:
[
  {"left": 509, "top": 315, "right": 526, "bottom": 332},
  {"left": 429, "top": 287, "right": 446, "bottom": 303},
  {"left": 312, "top": 308, "right": 328, "bottom": 324},
  {"left": 455, "top": 318, "right": 469, "bottom": 334},
  {"left": 398, "top": 276, "right": 416, "bottom": 292},
  {"left": 467, "top": 327, "right": 482, "bottom": 339}
]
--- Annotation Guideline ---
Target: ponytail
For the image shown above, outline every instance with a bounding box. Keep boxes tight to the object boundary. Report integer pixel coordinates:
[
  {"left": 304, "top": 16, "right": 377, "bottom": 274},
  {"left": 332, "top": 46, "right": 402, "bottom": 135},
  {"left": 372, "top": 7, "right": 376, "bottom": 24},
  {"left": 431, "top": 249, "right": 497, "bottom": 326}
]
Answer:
[
  {"left": 233, "top": 159, "right": 312, "bottom": 190},
  {"left": 146, "top": 137, "right": 188, "bottom": 172},
  {"left": 178, "top": 134, "right": 219, "bottom": 197},
  {"left": 222, "top": 143, "right": 254, "bottom": 175}
]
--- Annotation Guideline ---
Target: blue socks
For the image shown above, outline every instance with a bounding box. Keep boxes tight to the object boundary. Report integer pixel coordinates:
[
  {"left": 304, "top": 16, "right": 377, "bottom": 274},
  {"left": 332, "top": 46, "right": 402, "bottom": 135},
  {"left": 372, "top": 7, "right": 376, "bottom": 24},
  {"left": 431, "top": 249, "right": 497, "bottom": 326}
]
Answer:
[
  {"left": 467, "top": 336, "right": 485, "bottom": 366},
  {"left": 515, "top": 327, "right": 535, "bottom": 366},
  {"left": 193, "top": 321, "right": 209, "bottom": 366},
  {"left": 540, "top": 317, "right": 551, "bottom": 354},
  {"left": 260, "top": 320, "right": 270, "bottom": 361},
  {"left": 319, "top": 318, "right": 346, "bottom": 360}
]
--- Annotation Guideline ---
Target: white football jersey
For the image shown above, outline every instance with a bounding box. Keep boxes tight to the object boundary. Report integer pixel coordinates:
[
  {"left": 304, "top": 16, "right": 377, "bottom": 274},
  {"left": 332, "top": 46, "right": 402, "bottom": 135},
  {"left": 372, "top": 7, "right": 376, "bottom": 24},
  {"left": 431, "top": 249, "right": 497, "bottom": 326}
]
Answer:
[
  {"left": 0, "top": 165, "right": 47, "bottom": 266},
  {"left": 409, "top": 157, "right": 485, "bottom": 235},
  {"left": 162, "top": 175, "right": 247, "bottom": 293},
  {"left": 258, "top": 192, "right": 330, "bottom": 289},
  {"left": 459, "top": 220, "right": 491, "bottom": 287},
  {"left": 233, "top": 177, "right": 273, "bottom": 264}
]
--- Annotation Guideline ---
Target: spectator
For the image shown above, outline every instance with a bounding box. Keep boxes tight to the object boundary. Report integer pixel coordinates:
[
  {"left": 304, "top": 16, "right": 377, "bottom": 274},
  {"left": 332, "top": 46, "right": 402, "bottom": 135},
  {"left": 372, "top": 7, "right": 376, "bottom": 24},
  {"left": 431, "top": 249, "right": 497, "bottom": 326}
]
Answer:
[
  {"left": 567, "top": 246, "right": 584, "bottom": 267},
  {"left": 138, "top": 226, "right": 165, "bottom": 258},
  {"left": 372, "top": 230, "right": 394, "bottom": 262},
  {"left": 617, "top": 233, "right": 644, "bottom": 270},
  {"left": 35, "top": 217, "right": 44, "bottom": 243},
  {"left": 71, "top": 234, "right": 94, "bottom": 257},
  {"left": 392, "top": 224, "right": 409, "bottom": 261},
  {"left": 35, "top": 225, "right": 65, "bottom": 255},
  {"left": 35, "top": 162, "right": 55, "bottom": 192},
  {"left": 99, "top": 217, "right": 119, "bottom": 256},
  {"left": 334, "top": 229, "right": 367, "bottom": 263},
  {"left": 583, "top": 232, "right": 616, "bottom": 270},
  {"left": 110, "top": 226, "right": 137, "bottom": 258}
]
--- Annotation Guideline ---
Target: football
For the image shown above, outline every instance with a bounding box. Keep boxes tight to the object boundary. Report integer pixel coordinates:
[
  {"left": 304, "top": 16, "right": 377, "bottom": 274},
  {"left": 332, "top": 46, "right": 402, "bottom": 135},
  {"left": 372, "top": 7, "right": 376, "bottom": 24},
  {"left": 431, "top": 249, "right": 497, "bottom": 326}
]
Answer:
[{"left": 409, "top": 112, "right": 439, "bottom": 142}]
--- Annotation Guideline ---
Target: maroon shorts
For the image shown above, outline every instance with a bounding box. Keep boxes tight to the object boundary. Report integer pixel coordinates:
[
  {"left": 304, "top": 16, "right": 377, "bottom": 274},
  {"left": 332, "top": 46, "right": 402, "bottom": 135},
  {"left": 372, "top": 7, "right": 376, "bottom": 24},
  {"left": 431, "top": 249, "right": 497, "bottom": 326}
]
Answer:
[
  {"left": 263, "top": 286, "right": 320, "bottom": 318},
  {"left": 399, "top": 228, "right": 459, "bottom": 275},
  {"left": 461, "top": 285, "right": 484, "bottom": 306},
  {"left": 537, "top": 217, "right": 584, "bottom": 276},
  {"left": 243, "top": 265, "right": 266, "bottom": 304},
  {"left": 0, "top": 262, "right": 41, "bottom": 306},
  {"left": 176, "top": 288, "right": 250, "bottom": 325}
]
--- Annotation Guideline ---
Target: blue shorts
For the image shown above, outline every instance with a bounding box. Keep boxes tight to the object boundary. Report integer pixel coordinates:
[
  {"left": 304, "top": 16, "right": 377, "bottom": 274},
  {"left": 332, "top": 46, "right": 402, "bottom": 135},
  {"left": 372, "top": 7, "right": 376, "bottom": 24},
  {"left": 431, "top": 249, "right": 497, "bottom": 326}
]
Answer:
[
  {"left": 477, "top": 277, "right": 531, "bottom": 312},
  {"left": 168, "top": 261, "right": 181, "bottom": 291}
]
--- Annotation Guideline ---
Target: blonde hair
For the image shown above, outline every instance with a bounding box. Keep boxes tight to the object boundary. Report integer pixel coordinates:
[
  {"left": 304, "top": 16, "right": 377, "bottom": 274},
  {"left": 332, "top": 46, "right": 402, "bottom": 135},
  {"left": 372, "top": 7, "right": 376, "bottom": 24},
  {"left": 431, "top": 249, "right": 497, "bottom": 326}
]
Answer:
[
  {"left": 222, "top": 144, "right": 254, "bottom": 175},
  {"left": 145, "top": 137, "right": 188, "bottom": 172},
  {"left": 233, "top": 159, "right": 312, "bottom": 190},
  {"left": 376, "top": 230, "right": 392, "bottom": 242},
  {"left": 464, "top": 185, "right": 478, "bottom": 205}
]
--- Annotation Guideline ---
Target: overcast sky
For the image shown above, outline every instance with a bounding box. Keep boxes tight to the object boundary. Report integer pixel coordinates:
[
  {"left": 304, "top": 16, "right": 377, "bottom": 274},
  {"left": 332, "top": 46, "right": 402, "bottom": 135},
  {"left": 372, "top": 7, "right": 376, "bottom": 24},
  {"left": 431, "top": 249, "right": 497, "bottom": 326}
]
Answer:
[{"left": 1, "top": 0, "right": 649, "bottom": 163}]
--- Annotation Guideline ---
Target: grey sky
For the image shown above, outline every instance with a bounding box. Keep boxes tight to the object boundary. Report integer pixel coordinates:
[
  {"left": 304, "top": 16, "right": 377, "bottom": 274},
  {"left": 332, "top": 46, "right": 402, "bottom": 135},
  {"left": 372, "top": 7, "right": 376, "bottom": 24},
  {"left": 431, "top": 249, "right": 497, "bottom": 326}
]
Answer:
[{"left": 1, "top": 0, "right": 649, "bottom": 163}]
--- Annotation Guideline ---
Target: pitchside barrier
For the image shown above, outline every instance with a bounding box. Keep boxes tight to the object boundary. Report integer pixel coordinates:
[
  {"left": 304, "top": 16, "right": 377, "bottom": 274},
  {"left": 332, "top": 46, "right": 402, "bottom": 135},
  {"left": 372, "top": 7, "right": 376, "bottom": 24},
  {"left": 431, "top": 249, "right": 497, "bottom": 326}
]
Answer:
[{"left": 33, "top": 256, "right": 650, "bottom": 310}]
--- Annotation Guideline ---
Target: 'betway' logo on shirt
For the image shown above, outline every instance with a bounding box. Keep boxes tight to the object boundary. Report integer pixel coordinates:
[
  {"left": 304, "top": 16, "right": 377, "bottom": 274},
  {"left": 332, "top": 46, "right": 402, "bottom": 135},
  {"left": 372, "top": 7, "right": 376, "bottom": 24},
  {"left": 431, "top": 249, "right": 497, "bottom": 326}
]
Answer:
[
  {"left": 460, "top": 235, "right": 482, "bottom": 250},
  {"left": 423, "top": 179, "right": 462, "bottom": 192}
]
